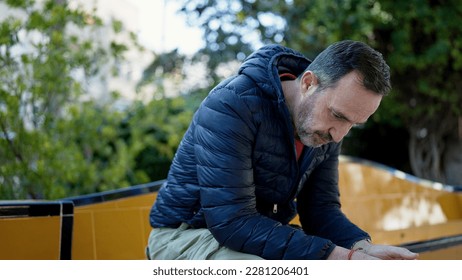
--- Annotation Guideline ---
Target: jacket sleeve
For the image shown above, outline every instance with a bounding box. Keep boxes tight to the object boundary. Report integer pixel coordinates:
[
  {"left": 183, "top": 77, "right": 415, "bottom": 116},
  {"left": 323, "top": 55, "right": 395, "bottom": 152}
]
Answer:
[
  {"left": 195, "top": 87, "right": 335, "bottom": 259},
  {"left": 296, "top": 143, "right": 371, "bottom": 248}
]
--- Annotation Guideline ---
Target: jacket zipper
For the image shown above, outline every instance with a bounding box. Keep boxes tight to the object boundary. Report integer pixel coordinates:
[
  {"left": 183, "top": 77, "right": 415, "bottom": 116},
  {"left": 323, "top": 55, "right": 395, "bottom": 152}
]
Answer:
[
  {"left": 279, "top": 147, "right": 317, "bottom": 213},
  {"left": 272, "top": 137, "right": 302, "bottom": 216}
]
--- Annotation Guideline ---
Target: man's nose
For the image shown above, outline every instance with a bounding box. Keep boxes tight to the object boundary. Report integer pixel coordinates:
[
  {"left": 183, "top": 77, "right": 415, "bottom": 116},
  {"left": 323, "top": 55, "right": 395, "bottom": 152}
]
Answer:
[{"left": 329, "top": 123, "right": 353, "bottom": 143}]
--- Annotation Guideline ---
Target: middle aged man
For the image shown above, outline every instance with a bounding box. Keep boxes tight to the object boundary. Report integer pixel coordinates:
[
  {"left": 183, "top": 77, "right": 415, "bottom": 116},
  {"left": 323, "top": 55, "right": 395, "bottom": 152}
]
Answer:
[{"left": 147, "top": 41, "right": 419, "bottom": 260}]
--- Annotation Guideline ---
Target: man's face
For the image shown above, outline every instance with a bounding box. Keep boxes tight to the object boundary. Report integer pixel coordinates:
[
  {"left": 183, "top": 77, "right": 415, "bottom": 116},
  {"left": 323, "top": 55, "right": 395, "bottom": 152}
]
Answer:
[{"left": 294, "top": 71, "right": 382, "bottom": 147}]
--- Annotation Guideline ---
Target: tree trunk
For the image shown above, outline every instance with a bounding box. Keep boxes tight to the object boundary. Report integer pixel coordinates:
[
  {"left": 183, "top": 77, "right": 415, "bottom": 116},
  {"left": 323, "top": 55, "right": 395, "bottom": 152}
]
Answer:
[
  {"left": 408, "top": 115, "right": 460, "bottom": 185},
  {"left": 443, "top": 117, "right": 462, "bottom": 186}
]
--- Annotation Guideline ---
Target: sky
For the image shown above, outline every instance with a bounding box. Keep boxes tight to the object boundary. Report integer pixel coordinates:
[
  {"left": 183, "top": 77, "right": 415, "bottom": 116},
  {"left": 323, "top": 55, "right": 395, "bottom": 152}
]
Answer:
[{"left": 130, "top": 0, "right": 204, "bottom": 54}]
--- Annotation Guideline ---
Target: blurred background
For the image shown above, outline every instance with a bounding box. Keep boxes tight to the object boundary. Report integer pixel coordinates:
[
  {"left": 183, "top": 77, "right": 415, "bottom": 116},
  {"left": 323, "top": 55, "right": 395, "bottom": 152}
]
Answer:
[{"left": 1, "top": 0, "right": 461, "bottom": 200}]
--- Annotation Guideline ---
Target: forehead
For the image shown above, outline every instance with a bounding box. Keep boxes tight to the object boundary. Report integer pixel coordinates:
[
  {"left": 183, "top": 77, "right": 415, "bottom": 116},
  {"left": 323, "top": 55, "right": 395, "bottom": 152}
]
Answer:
[{"left": 324, "top": 72, "right": 382, "bottom": 123}]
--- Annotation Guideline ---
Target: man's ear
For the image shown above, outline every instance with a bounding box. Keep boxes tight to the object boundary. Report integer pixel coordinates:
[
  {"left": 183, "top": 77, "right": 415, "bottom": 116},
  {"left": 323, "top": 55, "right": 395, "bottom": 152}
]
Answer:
[{"left": 301, "top": 71, "right": 318, "bottom": 92}]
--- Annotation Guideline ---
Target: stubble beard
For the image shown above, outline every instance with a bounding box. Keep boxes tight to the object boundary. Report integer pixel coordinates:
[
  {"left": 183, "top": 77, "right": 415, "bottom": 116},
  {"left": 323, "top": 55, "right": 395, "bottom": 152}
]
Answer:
[{"left": 295, "top": 97, "right": 332, "bottom": 148}]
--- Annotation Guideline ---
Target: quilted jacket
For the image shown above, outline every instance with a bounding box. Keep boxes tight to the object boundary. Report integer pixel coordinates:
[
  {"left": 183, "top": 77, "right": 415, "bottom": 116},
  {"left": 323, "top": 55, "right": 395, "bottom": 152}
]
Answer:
[{"left": 149, "top": 44, "right": 370, "bottom": 259}]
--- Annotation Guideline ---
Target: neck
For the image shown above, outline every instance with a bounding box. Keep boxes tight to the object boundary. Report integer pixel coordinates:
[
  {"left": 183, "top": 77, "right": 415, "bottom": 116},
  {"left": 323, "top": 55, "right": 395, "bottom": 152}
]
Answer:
[{"left": 281, "top": 80, "right": 300, "bottom": 116}]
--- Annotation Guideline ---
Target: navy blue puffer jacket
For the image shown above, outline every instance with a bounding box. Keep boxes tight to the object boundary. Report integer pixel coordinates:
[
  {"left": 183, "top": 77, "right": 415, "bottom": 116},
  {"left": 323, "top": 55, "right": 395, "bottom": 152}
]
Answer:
[{"left": 150, "top": 44, "right": 370, "bottom": 259}]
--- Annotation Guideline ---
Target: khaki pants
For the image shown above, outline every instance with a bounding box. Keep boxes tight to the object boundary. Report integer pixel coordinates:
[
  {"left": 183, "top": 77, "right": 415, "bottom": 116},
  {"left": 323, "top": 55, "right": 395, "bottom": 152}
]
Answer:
[{"left": 147, "top": 223, "right": 264, "bottom": 260}]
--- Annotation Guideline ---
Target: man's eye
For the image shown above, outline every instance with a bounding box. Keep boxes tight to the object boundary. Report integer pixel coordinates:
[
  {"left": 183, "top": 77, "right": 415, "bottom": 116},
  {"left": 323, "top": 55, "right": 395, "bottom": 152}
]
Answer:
[{"left": 332, "top": 111, "right": 342, "bottom": 119}]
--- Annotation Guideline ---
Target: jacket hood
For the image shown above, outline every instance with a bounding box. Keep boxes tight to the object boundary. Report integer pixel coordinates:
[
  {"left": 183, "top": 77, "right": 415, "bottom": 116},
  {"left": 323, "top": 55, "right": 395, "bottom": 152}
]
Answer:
[{"left": 238, "top": 44, "right": 311, "bottom": 102}]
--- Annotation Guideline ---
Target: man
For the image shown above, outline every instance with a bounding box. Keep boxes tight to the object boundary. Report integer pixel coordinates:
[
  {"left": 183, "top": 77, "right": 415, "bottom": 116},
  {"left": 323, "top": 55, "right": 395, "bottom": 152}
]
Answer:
[{"left": 147, "top": 41, "right": 418, "bottom": 260}]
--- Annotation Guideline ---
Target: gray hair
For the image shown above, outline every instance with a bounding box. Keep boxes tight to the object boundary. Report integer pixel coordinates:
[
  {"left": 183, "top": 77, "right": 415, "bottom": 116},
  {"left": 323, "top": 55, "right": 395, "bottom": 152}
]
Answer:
[{"left": 306, "top": 40, "right": 391, "bottom": 95}]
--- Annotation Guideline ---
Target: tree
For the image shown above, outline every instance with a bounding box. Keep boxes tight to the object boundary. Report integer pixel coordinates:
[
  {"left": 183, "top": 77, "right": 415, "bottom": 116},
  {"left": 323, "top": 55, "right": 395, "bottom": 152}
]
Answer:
[
  {"left": 374, "top": 0, "right": 462, "bottom": 185},
  {"left": 0, "top": 0, "right": 194, "bottom": 199},
  {"left": 0, "top": 0, "right": 128, "bottom": 198},
  {"left": 135, "top": 49, "right": 210, "bottom": 182},
  {"left": 174, "top": 0, "right": 462, "bottom": 185}
]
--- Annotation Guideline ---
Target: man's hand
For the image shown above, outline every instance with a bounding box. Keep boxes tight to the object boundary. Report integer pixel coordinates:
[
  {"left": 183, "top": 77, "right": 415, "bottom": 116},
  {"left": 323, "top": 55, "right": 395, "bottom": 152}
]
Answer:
[
  {"left": 328, "top": 240, "right": 419, "bottom": 260},
  {"left": 353, "top": 239, "right": 419, "bottom": 260}
]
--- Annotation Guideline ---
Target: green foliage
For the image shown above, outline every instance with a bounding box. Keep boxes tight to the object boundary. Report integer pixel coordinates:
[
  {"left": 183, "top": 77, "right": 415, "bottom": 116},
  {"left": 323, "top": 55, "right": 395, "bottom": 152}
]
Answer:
[
  {"left": 179, "top": 0, "right": 388, "bottom": 71},
  {"left": 3, "top": 0, "right": 460, "bottom": 199},
  {"left": 378, "top": 0, "right": 462, "bottom": 119},
  {"left": 179, "top": 0, "right": 462, "bottom": 123},
  {"left": 0, "top": 0, "right": 107, "bottom": 199},
  {"left": 0, "top": 0, "right": 196, "bottom": 199},
  {"left": 127, "top": 97, "right": 194, "bottom": 182},
  {"left": 175, "top": 0, "right": 462, "bottom": 183}
]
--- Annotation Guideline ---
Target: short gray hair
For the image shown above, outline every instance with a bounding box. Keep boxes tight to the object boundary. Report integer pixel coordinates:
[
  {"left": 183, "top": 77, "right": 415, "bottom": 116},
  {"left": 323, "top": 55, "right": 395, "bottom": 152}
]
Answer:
[{"left": 306, "top": 40, "right": 391, "bottom": 95}]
